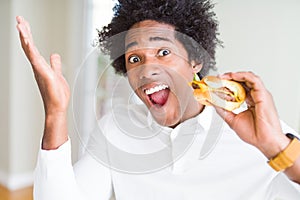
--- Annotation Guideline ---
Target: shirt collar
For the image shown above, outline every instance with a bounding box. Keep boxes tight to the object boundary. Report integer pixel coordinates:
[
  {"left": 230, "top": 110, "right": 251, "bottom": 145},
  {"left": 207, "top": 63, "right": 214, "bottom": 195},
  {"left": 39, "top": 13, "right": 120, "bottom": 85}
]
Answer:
[{"left": 146, "top": 105, "right": 213, "bottom": 133}]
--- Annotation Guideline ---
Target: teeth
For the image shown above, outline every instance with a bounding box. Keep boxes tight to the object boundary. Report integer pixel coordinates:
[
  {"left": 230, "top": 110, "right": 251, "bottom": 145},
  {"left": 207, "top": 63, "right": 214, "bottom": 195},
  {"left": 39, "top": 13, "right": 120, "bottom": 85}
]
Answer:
[{"left": 145, "top": 84, "right": 169, "bottom": 95}]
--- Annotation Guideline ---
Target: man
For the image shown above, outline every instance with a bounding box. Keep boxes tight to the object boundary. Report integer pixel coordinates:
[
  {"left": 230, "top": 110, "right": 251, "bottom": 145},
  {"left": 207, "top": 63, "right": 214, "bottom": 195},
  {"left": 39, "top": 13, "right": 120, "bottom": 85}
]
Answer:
[{"left": 16, "top": 0, "right": 300, "bottom": 199}]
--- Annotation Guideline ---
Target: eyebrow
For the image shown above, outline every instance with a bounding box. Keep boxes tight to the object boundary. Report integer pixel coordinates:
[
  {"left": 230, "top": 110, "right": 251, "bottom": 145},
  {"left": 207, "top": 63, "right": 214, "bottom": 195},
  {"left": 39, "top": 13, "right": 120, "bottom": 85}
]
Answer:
[
  {"left": 149, "top": 36, "right": 173, "bottom": 43},
  {"left": 125, "top": 36, "right": 173, "bottom": 52},
  {"left": 125, "top": 41, "right": 138, "bottom": 52}
]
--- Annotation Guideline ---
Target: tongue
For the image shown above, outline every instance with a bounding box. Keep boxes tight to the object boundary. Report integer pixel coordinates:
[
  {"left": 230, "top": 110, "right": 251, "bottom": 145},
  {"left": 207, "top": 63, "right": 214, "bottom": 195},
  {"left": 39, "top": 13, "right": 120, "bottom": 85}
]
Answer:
[{"left": 149, "top": 89, "right": 169, "bottom": 106}]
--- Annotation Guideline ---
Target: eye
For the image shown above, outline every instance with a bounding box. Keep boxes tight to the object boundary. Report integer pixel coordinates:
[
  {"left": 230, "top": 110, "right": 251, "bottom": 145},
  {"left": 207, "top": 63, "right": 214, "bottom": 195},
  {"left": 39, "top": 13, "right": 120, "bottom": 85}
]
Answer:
[
  {"left": 158, "top": 49, "right": 170, "bottom": 57},
  {"left": 128, "top": 55, "right": 141, "bottom": 64}
]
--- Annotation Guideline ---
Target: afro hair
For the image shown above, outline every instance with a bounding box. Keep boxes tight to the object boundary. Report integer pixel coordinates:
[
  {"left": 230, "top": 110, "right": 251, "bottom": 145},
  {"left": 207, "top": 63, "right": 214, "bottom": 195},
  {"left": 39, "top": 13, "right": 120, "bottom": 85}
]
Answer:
[{"left": 98, "top": 0, "right": 221, "bottom": 78}]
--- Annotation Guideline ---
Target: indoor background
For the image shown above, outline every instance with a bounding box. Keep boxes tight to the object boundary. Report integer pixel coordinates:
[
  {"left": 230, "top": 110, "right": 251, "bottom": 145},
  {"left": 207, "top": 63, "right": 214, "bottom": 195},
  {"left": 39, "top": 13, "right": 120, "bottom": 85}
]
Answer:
[{"left": 0, "top": 0, "right": 299, "bottom": 197}]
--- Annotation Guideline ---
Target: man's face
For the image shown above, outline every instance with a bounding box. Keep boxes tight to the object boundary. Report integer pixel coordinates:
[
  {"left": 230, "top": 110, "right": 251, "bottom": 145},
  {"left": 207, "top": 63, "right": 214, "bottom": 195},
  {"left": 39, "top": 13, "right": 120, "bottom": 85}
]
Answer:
[{"left": 125, "top": 20, "right": 203, "bottom": 127}]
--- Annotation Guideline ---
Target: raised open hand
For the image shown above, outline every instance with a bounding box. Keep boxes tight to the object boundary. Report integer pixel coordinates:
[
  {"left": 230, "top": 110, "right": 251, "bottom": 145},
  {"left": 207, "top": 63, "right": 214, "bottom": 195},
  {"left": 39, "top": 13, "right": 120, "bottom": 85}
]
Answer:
[
  {"left": 16, "top": 16, "right": 70, "bottom": 116},
  {"left": 16, "top": 16, "right": 69, "bottom": 149}
]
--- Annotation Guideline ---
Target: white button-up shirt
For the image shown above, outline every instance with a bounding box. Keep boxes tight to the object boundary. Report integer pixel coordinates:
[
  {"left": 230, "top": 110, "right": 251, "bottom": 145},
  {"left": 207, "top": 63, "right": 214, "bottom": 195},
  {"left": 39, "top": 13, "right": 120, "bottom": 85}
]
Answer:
[{"left": 34, "top": 105, "right": 300, "bottom": 200}]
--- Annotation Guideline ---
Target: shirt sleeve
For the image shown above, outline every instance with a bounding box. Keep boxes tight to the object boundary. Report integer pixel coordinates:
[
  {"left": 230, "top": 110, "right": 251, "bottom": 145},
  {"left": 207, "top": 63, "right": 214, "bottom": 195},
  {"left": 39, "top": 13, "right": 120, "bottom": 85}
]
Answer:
[{"left": 34, "top": 139, "right": 113, "bottom": 200}]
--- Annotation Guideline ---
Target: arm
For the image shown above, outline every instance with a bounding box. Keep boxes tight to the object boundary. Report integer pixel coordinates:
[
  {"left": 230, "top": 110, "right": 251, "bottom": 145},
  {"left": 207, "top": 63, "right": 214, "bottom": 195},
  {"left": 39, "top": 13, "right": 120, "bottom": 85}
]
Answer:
[
  {"left": 16, "top": 16, "right": 113, "bottom": 199},
  {"left": 16, "top": 16, "right": 69, "bottom": 150},
  {"left": 215, "top": 71, "right": 300, "bottom": 184},
  {"left": 34, "top": 140, "right": 113, "bottom": 200}
]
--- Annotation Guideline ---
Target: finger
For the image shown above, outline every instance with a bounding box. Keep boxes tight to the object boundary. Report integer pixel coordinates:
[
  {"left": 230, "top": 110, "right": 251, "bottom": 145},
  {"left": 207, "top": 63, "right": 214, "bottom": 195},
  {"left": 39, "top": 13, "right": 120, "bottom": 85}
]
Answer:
[
  {"left": 219, "top": 71, "right": 261, "bottom": 87},
  {"left": 19, "top": 34, "right": 48, "bottom": 69},
  {"left": 214, "top": 106, "right": 236, "bottom": 127},
  {"left": 17, "top": 23, "right": 30, "bottom": 46},
  {"left": 219, "top": 71, "right": 265, "bottom": 91},
  {"left": 50, "top": 54, "right": 62, "bottom": 74},
  {"left": 16, "top": 16, "right": 36, "bottom": 56},
  {"left": 223, "top": 72, "right": 271, "bottom": 106},
  {"left": 16, "top": 17, "right": 49, "bottom": 73},
  {"left": 21, "top": 16, "right": 31, "bottom": 32},
  {"left": 16, "top": 16, "right": 33, "bottom": 44},
  {"left": 16, "top": 16, "right": 34, "bottom": 53},
  {"left": 245, "top": 97, "right": 255, "bottom": 107}
]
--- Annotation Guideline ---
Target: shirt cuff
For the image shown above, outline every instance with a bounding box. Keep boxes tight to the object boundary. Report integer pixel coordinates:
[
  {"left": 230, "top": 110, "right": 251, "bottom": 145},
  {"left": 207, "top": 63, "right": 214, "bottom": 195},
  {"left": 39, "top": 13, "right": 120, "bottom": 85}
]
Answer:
[{"left": 36, "top": 139, "right": 73, "bottom": 178}]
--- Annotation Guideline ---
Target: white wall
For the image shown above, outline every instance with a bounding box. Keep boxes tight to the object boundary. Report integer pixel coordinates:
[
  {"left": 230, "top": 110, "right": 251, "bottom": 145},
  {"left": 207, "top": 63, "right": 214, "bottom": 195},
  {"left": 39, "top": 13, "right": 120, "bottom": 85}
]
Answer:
[
  {"left": 1, "top": 0, "right": 299, "bottom": 191},
  {"left": 0, "top": 0, "right": 85, "bottom": 190},
  {"left": 0, "top": 0, "right": 11, "bottom": 181},
  {"left": 214, "top": 0, "right": 300, "bottom": 131}
]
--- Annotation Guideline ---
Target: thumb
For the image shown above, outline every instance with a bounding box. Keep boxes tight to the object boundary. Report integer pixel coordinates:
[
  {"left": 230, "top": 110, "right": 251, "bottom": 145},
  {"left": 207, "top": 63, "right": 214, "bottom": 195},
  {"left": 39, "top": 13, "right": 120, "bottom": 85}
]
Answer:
[
  {"left": 214, "top": 106, "right": 236, "bottom": 127},
  {"left": 50, "top": 53, "right": 62, "bottom": 74}
]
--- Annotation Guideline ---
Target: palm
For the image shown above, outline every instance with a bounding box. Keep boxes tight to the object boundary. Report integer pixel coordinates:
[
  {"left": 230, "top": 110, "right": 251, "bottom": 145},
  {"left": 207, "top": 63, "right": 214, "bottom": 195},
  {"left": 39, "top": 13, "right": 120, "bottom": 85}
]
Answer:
[{"left": 16, "top": 16, "right": 70, "bottom": 115}]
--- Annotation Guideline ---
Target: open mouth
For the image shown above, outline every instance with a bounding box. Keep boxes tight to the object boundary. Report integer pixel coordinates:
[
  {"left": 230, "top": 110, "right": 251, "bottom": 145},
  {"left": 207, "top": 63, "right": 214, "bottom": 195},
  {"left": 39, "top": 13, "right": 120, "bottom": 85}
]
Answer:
[{"left": 144, "top": 84, "right": 170, "bottom": 107}]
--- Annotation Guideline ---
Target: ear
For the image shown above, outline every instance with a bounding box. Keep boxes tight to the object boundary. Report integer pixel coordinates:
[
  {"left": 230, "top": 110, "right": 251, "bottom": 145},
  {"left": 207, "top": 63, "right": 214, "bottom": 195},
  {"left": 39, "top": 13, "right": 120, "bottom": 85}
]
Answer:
[{"left": 190, "top": 61, "right": 203, "bottom": 74}]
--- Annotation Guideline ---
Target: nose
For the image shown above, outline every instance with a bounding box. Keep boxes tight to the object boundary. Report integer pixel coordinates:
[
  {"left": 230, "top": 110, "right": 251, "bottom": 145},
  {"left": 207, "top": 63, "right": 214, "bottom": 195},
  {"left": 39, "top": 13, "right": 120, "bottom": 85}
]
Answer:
[
  {"left": 138, "top": 64, "right": 161, "bottom": 80},
  {"left": 138, "top": 53, "right": 162, "bottom": 80}
]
